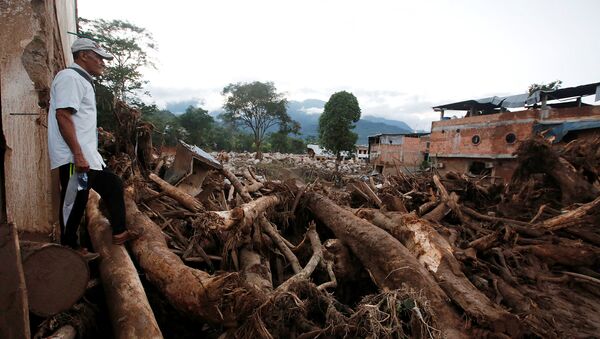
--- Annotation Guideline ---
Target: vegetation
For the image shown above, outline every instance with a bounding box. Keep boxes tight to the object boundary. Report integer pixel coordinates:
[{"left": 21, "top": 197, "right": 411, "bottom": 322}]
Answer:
[
  {"left": 79, "top": 18, "right": 157, "bottom": 104},
  {"left": 222, "top": 81, "right": 295, "bottom": 158},
  {"left": 318, "top": 91, "right": 361, "bottom": 159},
  {"left": 81, "top": 18, "right": 305, "bottom": 154},
  {"left": 528, "top": 80, "right": 562, "bottom": 95},
  {"left": 268, "top": 121, "right": 306, "bottom": 154}
]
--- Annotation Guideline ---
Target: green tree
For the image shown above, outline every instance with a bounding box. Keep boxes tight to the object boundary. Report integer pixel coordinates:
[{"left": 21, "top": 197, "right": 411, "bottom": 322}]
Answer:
[
  {"left": 528, "top": 80, "right": 562, "bottom": 95},
  {"left": 79, "top": 18, "right": 157, "bottom": 104},
  {"left": 318, "top": 91, "right": 361, "bottom": 161},
  {"left": 269, "top": 121, "right": 304, "bottom": 153},
  {"left": 140, "top": 106, "right": 181, "bottom": 147},
  {"left": 177, "top": 106, "right": 215, "bottom": 148},
  {"left": 305, "top": 135, "right": 319, "bottom": 145},
  {"left": 288, "top": 137, "right": 307, "bottom": 154},
  {"left": 95, "top": 82, "right": 116, "bottom": 130},
  {"left": 221, "top": 81, "right": 291, "bottom": 159}
]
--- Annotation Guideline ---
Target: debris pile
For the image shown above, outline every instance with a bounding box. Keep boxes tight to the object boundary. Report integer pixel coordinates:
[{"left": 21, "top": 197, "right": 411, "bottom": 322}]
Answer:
[{"left": 35, "top": 107, "right": 600, "bottom": 338}]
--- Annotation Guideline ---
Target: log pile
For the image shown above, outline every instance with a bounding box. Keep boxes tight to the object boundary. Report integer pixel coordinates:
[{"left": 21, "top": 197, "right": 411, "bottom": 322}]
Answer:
[{"left": 40, "top": 107, "right": 600, "bottom": 338}]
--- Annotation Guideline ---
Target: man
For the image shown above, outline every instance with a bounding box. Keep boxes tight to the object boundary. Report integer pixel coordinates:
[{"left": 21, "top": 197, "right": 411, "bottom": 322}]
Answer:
[{"left": 48, "top": 38, "right": 136, "bottom": 252}]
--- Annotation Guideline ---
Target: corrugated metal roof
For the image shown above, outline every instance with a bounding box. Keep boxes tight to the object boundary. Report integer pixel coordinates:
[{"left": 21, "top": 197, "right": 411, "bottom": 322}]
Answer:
[
  {"left": 179, "top": 140, "right": 222, "bottom": 169},
  {"left": 433, "top": 81, "right": 600, "bottom": 111},
  {"left": 534, "top": 120, "right": 600, "bottom": 143}
]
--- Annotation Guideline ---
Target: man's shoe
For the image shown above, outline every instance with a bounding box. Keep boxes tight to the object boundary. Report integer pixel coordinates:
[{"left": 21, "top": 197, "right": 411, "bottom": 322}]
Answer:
[
  {"left": 112, "top": 230, "right": 140, "bottom": 245},
  {"left": 76, "top": 248, "right": 100, "bottom": 261}
]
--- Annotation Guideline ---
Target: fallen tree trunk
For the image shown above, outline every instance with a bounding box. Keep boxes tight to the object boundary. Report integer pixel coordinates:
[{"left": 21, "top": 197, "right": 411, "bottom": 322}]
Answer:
[
  {"left": 535, "top": 195, "right": 600, "bottom": 231},
  {"left": 422, "top": 202, "right": 451, "bottom": 222},
  {"left": 418, "top": 200, "right": 439, "bottom": 216},
  {"left": 222, "top": 167, "right": 253, "bottom": 202},
  {"left": 242, "top": 168, "right": 264, "bottom": 193},
  {"left": 550, "top": 157, "right": 599, "bottom": 204},
  {"left": 44, "top": 325, "right": 76, "bottom": 339},
  {"left": 124, "top": 190, "right": 246, "bottom": 326},
  {"left": 433, "top": 175, "right": 467, "bottom": 223},
  {"left": 213, "top": 194, "right": 283, "bottom": 230},
  {"left": 148, "top": 173, "right": 203, "bottom": 212},
  {"left": 357, "top": 209, "right": 522, "bottom": 336},
  {"left": 240, "top": 246, "right": 273, "bottom": 294},
  {"left": 512, "top": 243, "right": 600, "bottom": 267},
  {"left": 380, "top": 193, "right": 407, "bottom": 212},
  {"left": 304, "top": 192, "right": 467, "bottom": 339},
  {"left": 513, "top": 138, "right": 599, "bottom": 204},
  {"left": 20, "top": 241, "right": 89, "bottom": 317},
  {"left": 261, "top": 218, "right": 302, "bottom": 274},
  {"left": 86, "top": 191, "right": 163, "bottom": 338},
  {"left": 323, "top": 239, "right": 360, "bottom": 281},
  {"left": 357, "top": 181, "right": 382, "bottom": 207}
]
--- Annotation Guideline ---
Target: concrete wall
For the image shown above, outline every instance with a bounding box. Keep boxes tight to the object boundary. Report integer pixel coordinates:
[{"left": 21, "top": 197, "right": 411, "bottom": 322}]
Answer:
[
  {"left": 356, "top": 146, "right": 368, "bottom": 160},
  {"left": 379, "top": 134, "right": 404, "bottom": 145},
  {"left": 0, "top": 0, "right": 76, "bottom": 235},
  {"left": 431, "top": 157, "right": 516, "bottom": 184}
]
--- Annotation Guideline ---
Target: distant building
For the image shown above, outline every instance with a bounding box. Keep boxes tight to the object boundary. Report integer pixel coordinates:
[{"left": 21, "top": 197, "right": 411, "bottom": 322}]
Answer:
[
  {"left": 355, "top": 145, "right": 369, "bottom": 161},
  {"left": 368, "top": 133, "right": 429, "bottom": 174},
  {"left": 306, "top": 144, "right": 352, "bottom": 160},
  {"left": 429, "top": 82, "right": 600, "bottom": 183},
  {"left": 306, "top": 144, "right": 335, "bottom": 160}
]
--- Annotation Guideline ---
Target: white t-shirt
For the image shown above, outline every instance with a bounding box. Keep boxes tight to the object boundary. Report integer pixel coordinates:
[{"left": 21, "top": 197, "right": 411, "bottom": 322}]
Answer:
[{"left": 48, "top": 63, "right": 106, "bottom": 170}]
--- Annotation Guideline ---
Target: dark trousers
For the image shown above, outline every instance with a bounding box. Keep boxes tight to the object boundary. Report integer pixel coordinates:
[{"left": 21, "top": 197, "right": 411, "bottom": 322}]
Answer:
[{"left": 58, "top": 164, "right": 126, "bottom": 248}]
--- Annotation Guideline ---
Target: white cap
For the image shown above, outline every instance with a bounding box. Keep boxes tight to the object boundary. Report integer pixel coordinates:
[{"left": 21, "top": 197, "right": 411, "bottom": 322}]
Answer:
[{"left": 71, "top": 38, "right": 113, "bottom": 60}]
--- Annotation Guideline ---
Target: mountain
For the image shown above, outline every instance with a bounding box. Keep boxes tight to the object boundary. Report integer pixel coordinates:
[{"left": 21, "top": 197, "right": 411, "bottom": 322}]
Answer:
[
  {"left": 361, "top": 115, "right": 413, "bottom": 131},
  {"left": 209, "top": 99, "right": 415, "bottom": 144},
  {"left": 286, "top": 100, "right": 414, "bottom": 144}
]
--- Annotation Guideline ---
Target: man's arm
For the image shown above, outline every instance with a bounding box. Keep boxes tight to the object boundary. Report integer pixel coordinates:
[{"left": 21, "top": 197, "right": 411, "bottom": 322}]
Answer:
[{"left": 56, "top": 108, "right": 89, "bottom": 172}]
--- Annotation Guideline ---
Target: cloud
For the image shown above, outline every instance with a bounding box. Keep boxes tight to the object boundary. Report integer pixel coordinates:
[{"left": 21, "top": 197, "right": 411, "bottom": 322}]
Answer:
[
  {"left": 165, "top": 99, "right": 204, "bottom": 114},
  {"left": 146, "top": 85, "right": 451, "bottom": 132},
  {"left": 146, "top": 85, "right": 224, "bottom": 111},
  {"left": 348, "top": 91, "right": 438, "bottom": 131},
  {"left": 361, "top": 102, "right": 437, "bottom": 131},
  {"left": 301, "top": 107, "right": 323, "bottom": 115}
]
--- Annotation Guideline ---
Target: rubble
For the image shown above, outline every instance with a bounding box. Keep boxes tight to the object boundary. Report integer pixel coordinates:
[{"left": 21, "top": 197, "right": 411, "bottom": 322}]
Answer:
[{"left": 34, "top": 105, "right": 600, "bottom": 338}]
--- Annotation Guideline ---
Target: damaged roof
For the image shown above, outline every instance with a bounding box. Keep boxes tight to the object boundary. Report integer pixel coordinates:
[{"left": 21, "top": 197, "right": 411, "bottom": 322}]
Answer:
[
  {"left": 179, "top": 140, "right": 222, "bottom": 169},
  {"left": 433, "top": 81, "right": 600, "bottom": 111},
  {"left": 368, "top": 132, "right": 429, "bottom": 139}
]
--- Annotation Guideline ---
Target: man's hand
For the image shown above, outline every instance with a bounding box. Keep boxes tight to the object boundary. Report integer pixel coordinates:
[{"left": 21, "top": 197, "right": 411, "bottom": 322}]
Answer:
[{"left": 73, "top": 152, "right": 90, "bottom": 172}]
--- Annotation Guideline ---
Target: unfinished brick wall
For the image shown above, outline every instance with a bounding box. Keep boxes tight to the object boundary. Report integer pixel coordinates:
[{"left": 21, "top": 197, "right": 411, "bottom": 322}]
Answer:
[
  {"left": 430, "top": 106, "right": 600, "bottom": 158},
  {"left": 545, "top": 105, "right": 600, "bottom": 120},
  {"left": 370, "top": 136, "right": 424, "bottom": 168},
  {"left": 402, "top": 136, "right": 425, "bottom": 167},
  {"left": 370, "top": 143, "right": 401, "bottom": 165},
  {"left": 429, "top": 110, "right": 536, "bottom": 157},
  {"left": 429, "top": 105, "right": 600, "bottom": 182}
]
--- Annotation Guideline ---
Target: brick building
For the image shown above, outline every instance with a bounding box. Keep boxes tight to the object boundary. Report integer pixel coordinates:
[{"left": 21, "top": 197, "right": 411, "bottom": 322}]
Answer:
[
  {"left": 429, "top": 82, "right": 600, "bottom": 183},
  {"left": 368, "top": 133, "right": 429, "bottom": 174}
]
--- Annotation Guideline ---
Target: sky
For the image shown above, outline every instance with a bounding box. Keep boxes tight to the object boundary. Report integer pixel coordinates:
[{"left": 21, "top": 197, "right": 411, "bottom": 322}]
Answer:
[{"left": 78, "top": 0, "right": 600, "bottom": 131}]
